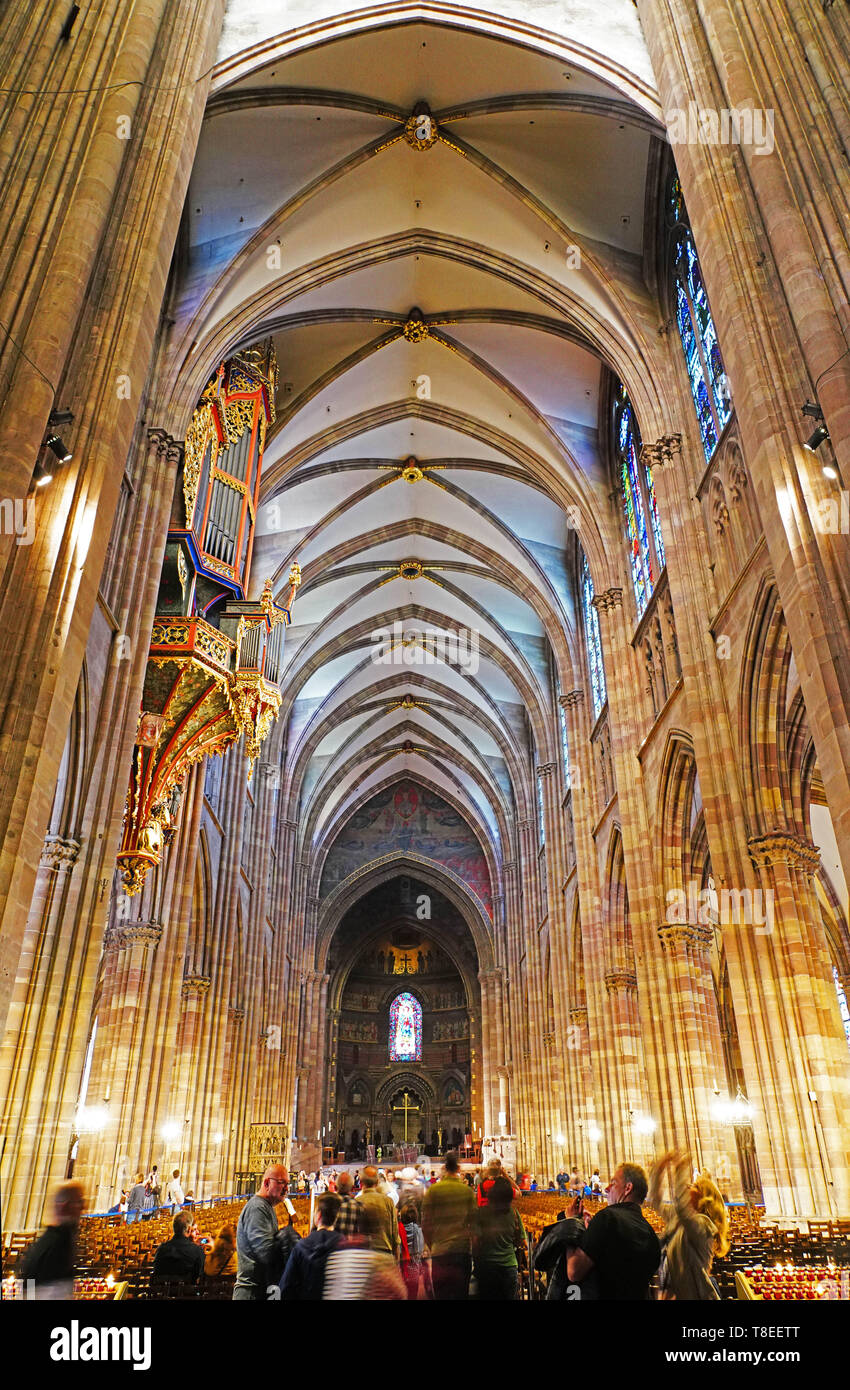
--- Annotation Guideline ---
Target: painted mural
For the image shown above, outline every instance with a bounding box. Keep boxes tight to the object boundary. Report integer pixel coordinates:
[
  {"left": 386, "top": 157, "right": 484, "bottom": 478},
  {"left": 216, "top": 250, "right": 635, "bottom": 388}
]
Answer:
[{"left": 320, "top": 780, "right": 493, "bottom": 918}]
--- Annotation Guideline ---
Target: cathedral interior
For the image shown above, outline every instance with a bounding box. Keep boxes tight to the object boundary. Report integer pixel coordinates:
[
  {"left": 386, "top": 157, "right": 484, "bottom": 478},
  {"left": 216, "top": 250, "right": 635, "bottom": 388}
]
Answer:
[{"left": 1, "top": 0, "right": 850, "bottom": 1259}]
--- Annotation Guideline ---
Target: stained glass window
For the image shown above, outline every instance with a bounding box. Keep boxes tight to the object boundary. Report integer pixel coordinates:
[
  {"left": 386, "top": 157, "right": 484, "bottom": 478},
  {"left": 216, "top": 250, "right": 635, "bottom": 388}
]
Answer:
[
  {"left": 537, "top": 770, "right": 546, "bottom": 846},
  {"left": 669, "top": 176, "right": 733, "bottom": 461},
  {"left": 834, "top": 965, "right": 850, "bottom": 1050},
  {"left": 389, "top": 992, "right": 421, "bottom": 1061},
  {"left": 580, "top": 551, "right": 607, "bottom": 720},
  {"left": 556, "top": 681, "right": 572, "bottom": 790},
  {"left": 613, "top": 383, "right": 665, "bottom": 618}
]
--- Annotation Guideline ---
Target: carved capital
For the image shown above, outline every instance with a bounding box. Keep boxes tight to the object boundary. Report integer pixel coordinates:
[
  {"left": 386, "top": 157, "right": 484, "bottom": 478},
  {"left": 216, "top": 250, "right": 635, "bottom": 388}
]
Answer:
[
  {"left": 181, "top": 974, "right": 211, "bottom": 998},
  {"left": 642, "top": 435, "right": 682, "bottom": 468},
  {"left": 591, "top": 588, "right": 623, "bottom": 615},
  {"left": 147, "top": 426, "right": 169, "bottom": 455},
  {"left": 124, "top": 920, "right": 163, "bottom": 947},
  {"left": 568, "top": 1007, "right": 588, "bottom": 1028},
  {"left": 604, "top": 968, "right": 637, "bottom": 994},
  {"left": 104, "top": 919, "right": 162, "bottom": 951},
  {"left": 281, "top": 819, "right": 299, "bottom": 832},
  {"left": 747, "top": 832, "right": 820, "bottom": 872},
  {"left": 147, "top": 427, "right": 183, "bottom": 466},
  {"left": 640, "top": 441, "right": 663, "bottom": 470},
  {"left": 40, "top": 834, "right": 82, "bottom": 867},
  {"left": 537, "top": 763, "right": 556, "bottom": 778},
  {"left": 659, "top": 434, "right": 683, "bottom": 462},
  {"left": 559, "top": 689, "right": 584, "bottom": 710},
  {"left": 657, "top": 922, "right": 713, "bottom": 953},
  {"left": 228, "top": 1006, "right": 246, "bottom": 1024},
  {"left": 542, "top": 1031, "right": 556, "bottom": 1050}
]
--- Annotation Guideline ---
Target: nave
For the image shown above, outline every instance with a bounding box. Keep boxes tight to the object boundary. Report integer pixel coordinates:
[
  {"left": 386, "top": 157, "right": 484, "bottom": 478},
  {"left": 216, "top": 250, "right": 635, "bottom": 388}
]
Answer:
[{"left": 1, "top": 0, "right": 849, "bottom": 1345}]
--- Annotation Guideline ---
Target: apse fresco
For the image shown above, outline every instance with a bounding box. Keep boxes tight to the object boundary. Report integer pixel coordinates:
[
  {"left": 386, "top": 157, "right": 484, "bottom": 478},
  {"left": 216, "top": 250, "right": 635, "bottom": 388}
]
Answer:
[{"left": 321, "top": 780, "right": 493, "bottom": 917}]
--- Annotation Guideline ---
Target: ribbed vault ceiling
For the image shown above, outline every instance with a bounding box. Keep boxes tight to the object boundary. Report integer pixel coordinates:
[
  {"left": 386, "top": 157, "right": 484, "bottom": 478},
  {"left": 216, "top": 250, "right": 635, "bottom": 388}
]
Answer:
[{"left": 171, "top": 17, "right": 664, "bottom": 888}]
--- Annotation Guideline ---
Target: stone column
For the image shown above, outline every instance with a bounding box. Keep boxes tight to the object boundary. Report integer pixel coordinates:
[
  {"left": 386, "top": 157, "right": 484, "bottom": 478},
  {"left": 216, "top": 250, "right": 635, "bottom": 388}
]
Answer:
[
  {"left": 76, "top": 918, "right": 165, "bottom": 1211},
  {"left": 501, "top": 861, "right": 531, "bottom": 1166},
  {"left": 516, "top": 814, "right": 556, "bottom": 1180},
  {"left": 299, "top": 969, "right": 329, "bottom": 1149},
  {"left": 657, "top": 922, "right": 742, "bottom": 1199},
  {"left": 557, "top": 688, "right": 610, "bottom": 1167},
  {"left": 602, "top": 968, "right": 648, "bottom": 1166},
  {"left": 745, "top": 831, "right": 850, "bottom": 1217},
  {"left": 537, "top": 759, "right": 574, "bottom": 1167},
  {"left": 497, "top": 1064, "right": 510, "bottom": 1136},
  {"left": 590, "top": 589, "right": 660, "bottom": 1165},
  {"left": 0, "top": 834, "right": 82, "bottom": 1227},
  {"left": 479, "top": 969, "right": 506, "bottom": 1137}
]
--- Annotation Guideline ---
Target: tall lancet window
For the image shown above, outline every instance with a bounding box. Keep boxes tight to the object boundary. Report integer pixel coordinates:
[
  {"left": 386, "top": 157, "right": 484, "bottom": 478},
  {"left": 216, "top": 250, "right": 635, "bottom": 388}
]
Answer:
[
  {"left": 669, "top": 175, "right": 733, "bottom": 461},
  {"left": 556, "top": 680, "right": 571, "bottom": 790},
  {"left": 580, "top": 551, "right": 607, "bottom": 720},
  {"left": 389, "top": 992, "right": 421, "bottom": 1061},
  {"left": 614, "top": 382, "right": 665, "bottom": 619}
]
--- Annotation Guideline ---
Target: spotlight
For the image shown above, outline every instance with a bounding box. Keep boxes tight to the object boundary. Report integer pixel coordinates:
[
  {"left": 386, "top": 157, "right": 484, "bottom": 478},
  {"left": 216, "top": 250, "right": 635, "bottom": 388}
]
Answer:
[
  {"left": 804, "top": 424, "right": 830, "bottom": 453},
  {"left": 822, "top": 464, "right": 839, "bottom": 480},
  {"left": 45, "top": 434, "right": 72, "bottom": 462},
  {"left": 33, "top": 461, "right": 53, "bottom": 488},
  {"left": 801, "top": 399, "right": 830, "bottom": 452}
]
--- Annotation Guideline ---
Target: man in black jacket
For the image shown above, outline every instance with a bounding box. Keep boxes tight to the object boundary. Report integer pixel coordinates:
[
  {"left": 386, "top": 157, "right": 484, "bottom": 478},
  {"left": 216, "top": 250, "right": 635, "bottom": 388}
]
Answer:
[
  {"left": 534, "top": 1211, "right": 587, "bottom": 1301},
  {"left": 21, "top": 1181, "right": 84, "bottom": 1299},
  {"left": 151, "top": 1212, "right": 205, "bottom": 1283},
  {"left": 280, "top": 1193, "right": 342, "bottom": 1299}
]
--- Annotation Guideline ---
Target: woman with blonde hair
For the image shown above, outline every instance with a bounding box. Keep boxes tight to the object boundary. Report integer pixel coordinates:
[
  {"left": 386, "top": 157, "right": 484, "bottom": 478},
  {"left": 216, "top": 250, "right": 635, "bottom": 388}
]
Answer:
[
  {"left": 648, "top": 1150, "right": 729, "bottom": 1299},
  {"left": 204, "top": 1222, "right": 238, "bottom": 1276}
]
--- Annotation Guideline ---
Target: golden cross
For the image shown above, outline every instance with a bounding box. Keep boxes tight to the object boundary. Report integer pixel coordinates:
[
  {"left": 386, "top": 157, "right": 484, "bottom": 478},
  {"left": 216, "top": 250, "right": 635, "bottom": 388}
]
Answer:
[{"left": 392, "top": 1090, "right": 419, "bottom": 1142}]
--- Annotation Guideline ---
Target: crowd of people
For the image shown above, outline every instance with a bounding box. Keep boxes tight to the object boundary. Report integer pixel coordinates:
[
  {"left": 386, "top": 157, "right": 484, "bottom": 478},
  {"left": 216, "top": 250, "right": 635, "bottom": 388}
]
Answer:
[
  {"left": 16, "top": 1148, "right": 732, "bottom": 1301},
  {"left": 228, "top": 1147, "right": 731, "bottom": 1301},
  {"left": 105, "top": 1166, "right": 196, "bottom": 1220}
]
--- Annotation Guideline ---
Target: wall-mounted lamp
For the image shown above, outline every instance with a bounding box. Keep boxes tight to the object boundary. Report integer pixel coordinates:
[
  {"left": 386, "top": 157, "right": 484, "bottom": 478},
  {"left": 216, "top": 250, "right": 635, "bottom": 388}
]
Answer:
[
  {"left": 45, "top": 434, "right": 72, "bottom": 462},
  {"left": 36, "top": 409, "right": 74, "bottom": 487},
  {"left": 801, "top": 400, "right": 830, "bottom": 454}
]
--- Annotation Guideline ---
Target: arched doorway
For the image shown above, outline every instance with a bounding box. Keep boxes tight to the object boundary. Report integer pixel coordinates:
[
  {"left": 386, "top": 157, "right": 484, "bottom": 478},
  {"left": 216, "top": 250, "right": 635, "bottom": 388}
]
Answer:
[{"left": 327, "top": 877, "right": 477, "bottom": 1159}]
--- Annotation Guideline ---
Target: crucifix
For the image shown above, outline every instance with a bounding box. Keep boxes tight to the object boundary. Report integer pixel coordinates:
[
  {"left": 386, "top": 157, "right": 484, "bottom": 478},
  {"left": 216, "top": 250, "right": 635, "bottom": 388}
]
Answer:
[
  {"left": 396, "top": 950, "right": 413, "bottom": 974},
  {"left": 392, "top": 1091, "right": 419, "bottom": 1142}
]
